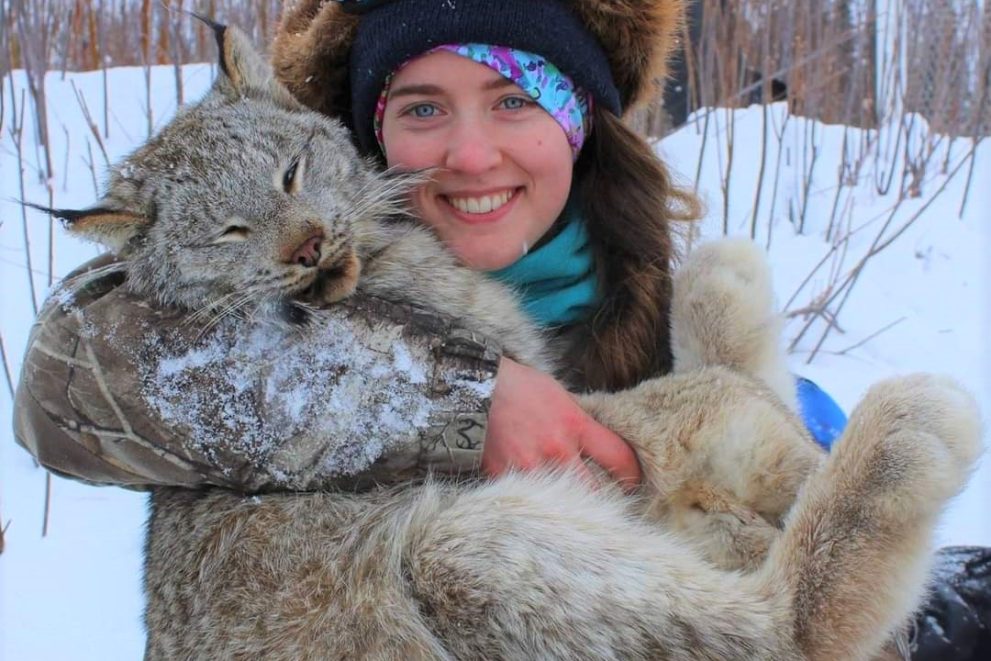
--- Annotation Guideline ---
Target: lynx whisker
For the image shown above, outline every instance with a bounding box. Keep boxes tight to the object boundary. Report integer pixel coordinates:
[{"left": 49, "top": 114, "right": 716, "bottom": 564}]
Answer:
[
  {"left": 196, "top": 291, "right": 262, "bottom": 338},
  {"left": 348, "top": 167, "right": 427, "bottom": 221},
  {"left": 59, "top": 261, "right": 128, "bottom": 299},
  {"left": 186, "top": 292, "right": 243, "bottom": 326}
]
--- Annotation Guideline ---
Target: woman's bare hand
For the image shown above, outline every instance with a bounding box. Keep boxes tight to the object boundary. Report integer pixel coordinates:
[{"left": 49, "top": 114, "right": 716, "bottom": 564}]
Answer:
[{"left": 481, "top": 357, "right": 641, "bottom": 491}]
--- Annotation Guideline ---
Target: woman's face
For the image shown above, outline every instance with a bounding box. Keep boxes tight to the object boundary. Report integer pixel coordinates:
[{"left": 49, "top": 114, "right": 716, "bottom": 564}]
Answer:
[{"left": 380, "top": 51, "right": 574, "bottom": 271}]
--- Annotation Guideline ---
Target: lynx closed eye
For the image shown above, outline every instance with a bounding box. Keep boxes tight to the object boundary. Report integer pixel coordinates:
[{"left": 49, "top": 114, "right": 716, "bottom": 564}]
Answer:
[
  {"left": 283, "top": 157, "right": 303, "bottom": 194},
  {"left": 216, "top": 225, "right": 250, "bottom": 243}
]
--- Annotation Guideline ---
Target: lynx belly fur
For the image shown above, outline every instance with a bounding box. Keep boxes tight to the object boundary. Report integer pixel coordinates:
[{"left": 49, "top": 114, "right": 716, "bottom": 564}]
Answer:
[{"left": 50, "top": 25, "right": 981, "bottom": 660}]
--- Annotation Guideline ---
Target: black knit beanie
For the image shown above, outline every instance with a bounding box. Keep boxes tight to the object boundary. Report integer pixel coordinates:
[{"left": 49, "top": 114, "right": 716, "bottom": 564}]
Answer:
[{"left": 346, "top": 0, "right": 621, "bottom": 155}]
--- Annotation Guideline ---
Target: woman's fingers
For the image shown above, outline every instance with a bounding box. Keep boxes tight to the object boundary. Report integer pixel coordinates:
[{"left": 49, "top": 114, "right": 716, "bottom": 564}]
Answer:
[{"left": 577, "top": 415, "right": 642, "bottom": 492}]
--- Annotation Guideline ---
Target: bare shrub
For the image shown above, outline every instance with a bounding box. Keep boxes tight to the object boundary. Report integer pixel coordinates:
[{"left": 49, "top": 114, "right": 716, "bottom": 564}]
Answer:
[{"left": 5, "top": 1, "right": 284, "bottom": 71}]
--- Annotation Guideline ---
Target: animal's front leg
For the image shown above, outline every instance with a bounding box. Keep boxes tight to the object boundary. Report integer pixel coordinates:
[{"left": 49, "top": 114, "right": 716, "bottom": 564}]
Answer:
[
  {"left": 671, "top": 239, "right": 796, "bottom": 410},
  {"left": 357, "top": 222, "right": 554, "bottom": 371},
  {"left": 579, "top": 367, "right": 822, "bottom": 522}
]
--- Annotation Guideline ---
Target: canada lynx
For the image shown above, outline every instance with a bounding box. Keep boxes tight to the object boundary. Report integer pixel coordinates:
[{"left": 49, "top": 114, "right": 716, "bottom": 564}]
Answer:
[{"left": 50, "top": 24, "right": 981, "bottom": 660}]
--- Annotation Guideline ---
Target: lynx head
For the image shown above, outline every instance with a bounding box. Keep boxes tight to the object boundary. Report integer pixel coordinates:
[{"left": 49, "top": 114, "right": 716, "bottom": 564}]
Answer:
[{"left": 46, "top": 21, "right": 414, "bottom": 320}]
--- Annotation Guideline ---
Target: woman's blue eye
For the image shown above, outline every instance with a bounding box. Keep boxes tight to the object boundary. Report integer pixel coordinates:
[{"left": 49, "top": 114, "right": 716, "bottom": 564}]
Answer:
[
  {"left": 409, "top": 104, "right": 437, "bottom": 118},
  {"left": 500, "top": 96, "right": 532, "bottom": 110}
]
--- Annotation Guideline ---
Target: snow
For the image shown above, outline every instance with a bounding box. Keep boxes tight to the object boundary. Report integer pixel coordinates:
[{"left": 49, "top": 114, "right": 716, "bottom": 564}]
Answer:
[{"left": 2, "top": 63, "right": 989, "bottom": 659}]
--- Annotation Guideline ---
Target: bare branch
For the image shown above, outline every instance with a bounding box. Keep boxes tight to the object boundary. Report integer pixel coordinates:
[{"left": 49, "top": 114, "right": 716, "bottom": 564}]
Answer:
[
  {"left": 0, "top": 332, "right": 15, "bottom": 400},
  {"left": 837, "top": 317, "right": 907, "bottom": 356}
]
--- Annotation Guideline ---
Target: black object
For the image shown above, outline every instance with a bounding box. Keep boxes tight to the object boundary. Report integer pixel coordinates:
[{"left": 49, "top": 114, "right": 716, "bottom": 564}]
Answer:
[
  {"left": 911, "top": 546, "right": 991, "bottom": 660},
  {"left": 334, "top": 0, "right": 398, "bottom": 14}
]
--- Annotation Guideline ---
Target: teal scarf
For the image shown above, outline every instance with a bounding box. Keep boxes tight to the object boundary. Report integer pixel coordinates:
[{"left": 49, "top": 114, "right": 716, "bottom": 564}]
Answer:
[{"left": 488, "top": 209, "right": 600, "bottom": 328}]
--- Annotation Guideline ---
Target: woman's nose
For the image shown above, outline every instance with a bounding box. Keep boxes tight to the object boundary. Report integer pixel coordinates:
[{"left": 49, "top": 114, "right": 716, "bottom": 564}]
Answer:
[{"left": 443, "top": 118, "right": 503, "bottom": 174}]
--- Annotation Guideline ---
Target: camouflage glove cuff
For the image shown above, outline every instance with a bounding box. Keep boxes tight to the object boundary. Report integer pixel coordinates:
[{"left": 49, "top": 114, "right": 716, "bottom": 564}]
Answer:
[{"left": 15, "top": 255, "right": 500, "bottom": 492}]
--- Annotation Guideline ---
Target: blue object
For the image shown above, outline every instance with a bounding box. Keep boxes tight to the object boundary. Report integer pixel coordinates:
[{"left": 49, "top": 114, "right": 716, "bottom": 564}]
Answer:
[{"left": 796, "top": 377, "right": 847, "bottom": 450}]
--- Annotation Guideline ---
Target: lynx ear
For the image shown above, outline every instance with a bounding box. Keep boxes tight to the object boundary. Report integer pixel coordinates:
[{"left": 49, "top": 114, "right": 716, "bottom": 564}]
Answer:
[
  {"left": 195, "top": 16, "right": 299, "bottom": 107},
  {"left": 215, "top": 22, "right": 271, "bottom": 94},
  {"left": 26, "top": 202, "right": 148, "bottom": 254}
]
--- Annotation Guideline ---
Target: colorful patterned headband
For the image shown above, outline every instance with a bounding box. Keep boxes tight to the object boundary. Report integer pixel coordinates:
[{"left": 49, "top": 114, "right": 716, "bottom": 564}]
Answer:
[{"left": 373, "top": 43, "right": 593, "bottom": 161}]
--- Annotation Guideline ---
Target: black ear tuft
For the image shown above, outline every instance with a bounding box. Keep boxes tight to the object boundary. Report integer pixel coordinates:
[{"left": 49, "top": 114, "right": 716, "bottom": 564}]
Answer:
[
  {"left": 21, "top": 201, "right": 116, "bottom": 228},
  {"left": 25, "top": 200, "right": 148, "bottom": 253},
  {"left": 187, "top": 12, "right": 231, "bottom": 79}
]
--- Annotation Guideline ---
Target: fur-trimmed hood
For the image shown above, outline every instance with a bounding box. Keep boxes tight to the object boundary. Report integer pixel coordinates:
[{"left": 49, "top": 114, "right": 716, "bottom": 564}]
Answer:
[{"left": 272, "top": 0, "right": 686, "bottom": 125}]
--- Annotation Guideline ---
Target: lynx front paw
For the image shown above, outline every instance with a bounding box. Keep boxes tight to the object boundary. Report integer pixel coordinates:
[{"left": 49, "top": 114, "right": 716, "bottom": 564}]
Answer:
[
  {"left": 671, "top": 239, "right": 794, "bottom": 408},
  {"left": 311, "top": 252, "right": 362, "bottom": 305},
  {"left": 841, "top": 374, "right": 982, "bottom": 509},
  {"left": 677, "top": 239, "right": 773, "bottom": 296}
]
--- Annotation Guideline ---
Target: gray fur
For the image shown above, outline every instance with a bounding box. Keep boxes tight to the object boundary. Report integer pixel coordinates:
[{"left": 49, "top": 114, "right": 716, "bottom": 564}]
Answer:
[{"left": 59, "top": 26, "right": 981, "bottom": 660}]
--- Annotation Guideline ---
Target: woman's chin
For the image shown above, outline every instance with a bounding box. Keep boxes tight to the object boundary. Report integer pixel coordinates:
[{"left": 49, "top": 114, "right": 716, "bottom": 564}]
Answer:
[{"left": 453, "top": 246, "right": 524, "bottom": 272}]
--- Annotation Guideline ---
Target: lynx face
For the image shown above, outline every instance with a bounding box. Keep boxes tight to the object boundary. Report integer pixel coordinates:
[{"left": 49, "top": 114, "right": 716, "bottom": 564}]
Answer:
[{"left": 50, "top": 25, "right": 413, "bottom": 317}]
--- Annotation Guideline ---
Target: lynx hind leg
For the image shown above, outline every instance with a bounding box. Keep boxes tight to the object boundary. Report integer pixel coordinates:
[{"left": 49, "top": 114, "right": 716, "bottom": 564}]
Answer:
[
  {"left": 758, "top": 374, "right": 982, "bottom": 660},
  {"left": 672, "top": 239, "right": 796, "bottom": 410}
]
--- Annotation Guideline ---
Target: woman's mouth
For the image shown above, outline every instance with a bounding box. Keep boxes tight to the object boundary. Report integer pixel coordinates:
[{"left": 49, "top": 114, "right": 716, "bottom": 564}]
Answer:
[{"left": 443, "top": 188, "right": 518, "bottom": 216}]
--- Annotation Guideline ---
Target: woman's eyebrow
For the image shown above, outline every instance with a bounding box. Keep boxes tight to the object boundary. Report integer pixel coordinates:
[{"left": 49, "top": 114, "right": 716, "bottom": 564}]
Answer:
[
  {"left": 389, "top": 83, "right": 444, "bottom": 99},
  {"left": 483, "top": 77, "right": 515, "bottom": 91},
  {"left": 389, "top": 77, "right": 514, "bottom": 99}
]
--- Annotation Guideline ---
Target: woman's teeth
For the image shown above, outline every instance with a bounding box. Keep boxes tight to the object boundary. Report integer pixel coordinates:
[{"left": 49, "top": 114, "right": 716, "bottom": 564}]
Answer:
[{"left": 446, "top": 190, "right": 513, "bottom": 214}]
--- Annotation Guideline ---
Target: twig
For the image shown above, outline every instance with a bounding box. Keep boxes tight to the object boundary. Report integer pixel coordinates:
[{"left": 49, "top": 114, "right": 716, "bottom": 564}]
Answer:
[
  {"left": 84, "top": 138, "right": 100, "bottom": 198},
  {"left": 749, "top": 100, "right": 769, "bottom": 241},
  {"left": 42, "top": 473, "right": 51, "bottom": 537},
  {"left": 874, "top": 110, "right": 906, "bottom": 196},
  {"left": 0, "top": 332, "right": 15, "bottom": 400},
  {"left": 825, "top": 129, "right": 849, "bottom": 242},
  {"left": 783, "top": 239, "right": 844, "bottom": 315},
  {"left": 720, "top": 106, "right": 735, "bottom": 235},
  {"left": 766, "top": 110, "right": 790, "bottom": 251},
  {"left": 11, "top": 87, "right": 39, "bottom": 316},
  {"left": 0, "top": 517, "right": 9, "bottom": 555},
  {"left": 837, "top": 317, "right": 907, "bottom": 356},
  {"left": 797, "top": 119, "right": 819, "bottom": 234},
  {"left": 70, "top": 80, "right": 110, "bottom": 169},
  {"left": 165, "top": 0, "right": 185, "bottom": 107},
  {"left": 692, "top": 106, "right": 712, "bottom": 195},
  {"left": 803, "top": 145, "right": 977, "bottom": 363},
  {"left": 957, "top": 137, "right": 983, "bottom": 219}
]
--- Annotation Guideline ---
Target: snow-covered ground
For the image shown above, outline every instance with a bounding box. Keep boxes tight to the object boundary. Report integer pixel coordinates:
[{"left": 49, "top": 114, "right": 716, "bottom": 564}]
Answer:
[{"left": 1, "top": 64, "right": 988, "bottom": 660}]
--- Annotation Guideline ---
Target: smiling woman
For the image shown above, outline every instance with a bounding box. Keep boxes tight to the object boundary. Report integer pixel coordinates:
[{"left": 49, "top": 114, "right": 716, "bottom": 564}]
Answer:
[{"left": 380, "top": 50, "right": 575, "bottom": 271}]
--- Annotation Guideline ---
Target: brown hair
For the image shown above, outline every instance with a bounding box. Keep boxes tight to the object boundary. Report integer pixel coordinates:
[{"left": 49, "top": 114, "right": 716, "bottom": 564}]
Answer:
[{"left": 571, "top": 106, "right": 700, "bottom": 392}]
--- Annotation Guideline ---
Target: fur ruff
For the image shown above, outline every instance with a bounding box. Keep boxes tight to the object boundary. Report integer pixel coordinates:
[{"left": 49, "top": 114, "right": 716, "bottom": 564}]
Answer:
[{"left": 272, "top": 0, "right": 686, "bottom": 120}]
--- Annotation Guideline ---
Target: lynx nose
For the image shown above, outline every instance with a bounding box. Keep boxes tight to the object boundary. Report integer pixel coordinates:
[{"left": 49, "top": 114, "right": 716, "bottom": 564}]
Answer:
[{"left": 290, "top": 234, "right": 322, "bottom": 268}]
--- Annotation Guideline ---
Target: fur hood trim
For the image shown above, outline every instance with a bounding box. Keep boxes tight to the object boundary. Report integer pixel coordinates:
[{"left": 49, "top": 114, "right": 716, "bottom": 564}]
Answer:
[{"left": 272, "top": 0, "right": 686, "bottom": 123}]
